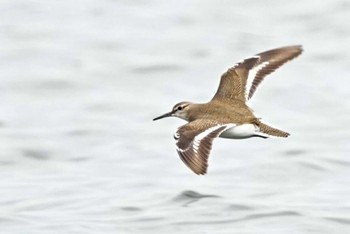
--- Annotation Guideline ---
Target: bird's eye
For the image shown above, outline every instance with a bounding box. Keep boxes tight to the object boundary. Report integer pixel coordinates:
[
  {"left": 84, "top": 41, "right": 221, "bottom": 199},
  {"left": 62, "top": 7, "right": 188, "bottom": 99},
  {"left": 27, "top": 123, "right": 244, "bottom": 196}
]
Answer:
[{"left": 177, "top": 106, "right": 183, "bottom": 111}]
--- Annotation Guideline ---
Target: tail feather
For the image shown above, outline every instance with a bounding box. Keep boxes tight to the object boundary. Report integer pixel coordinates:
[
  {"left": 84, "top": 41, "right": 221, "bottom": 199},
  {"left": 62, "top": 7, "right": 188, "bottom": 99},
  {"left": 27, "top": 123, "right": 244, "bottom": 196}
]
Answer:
[{"left": 256, "top": 121, "right": 290, "bottom": 138}]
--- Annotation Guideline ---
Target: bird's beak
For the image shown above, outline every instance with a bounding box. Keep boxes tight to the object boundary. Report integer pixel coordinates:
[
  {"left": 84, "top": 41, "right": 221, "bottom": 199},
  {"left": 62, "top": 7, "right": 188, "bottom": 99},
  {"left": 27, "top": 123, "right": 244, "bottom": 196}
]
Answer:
[{"left": 153, "top": 111, "right": 173, "bottom": 121}]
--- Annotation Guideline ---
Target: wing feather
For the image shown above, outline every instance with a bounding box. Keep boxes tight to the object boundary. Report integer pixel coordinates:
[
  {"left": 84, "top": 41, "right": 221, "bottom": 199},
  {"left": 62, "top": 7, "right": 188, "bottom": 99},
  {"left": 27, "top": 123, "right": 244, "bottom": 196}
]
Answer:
[
  {"left": 175, "top": 120, "right": 234, "bottom": 175},
  {"left": 212, "top": 45, "right": 303, "bottom": 106}
]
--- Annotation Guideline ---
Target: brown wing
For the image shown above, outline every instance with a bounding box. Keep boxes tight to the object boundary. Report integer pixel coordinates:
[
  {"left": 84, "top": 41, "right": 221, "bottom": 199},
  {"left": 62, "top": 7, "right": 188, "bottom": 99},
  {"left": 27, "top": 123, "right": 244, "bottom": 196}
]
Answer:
[
  {"left": 247, "top": 45, "right": 303, "bottom": 100},
  {"left": 212, "top": 56, "right": 259, "bottom": 103},
  {"left": 174, "top": 120, "right": 234, "bottom": 175},
  {"left": 212, "top": 45, "right": 303, "bottom": 105}
]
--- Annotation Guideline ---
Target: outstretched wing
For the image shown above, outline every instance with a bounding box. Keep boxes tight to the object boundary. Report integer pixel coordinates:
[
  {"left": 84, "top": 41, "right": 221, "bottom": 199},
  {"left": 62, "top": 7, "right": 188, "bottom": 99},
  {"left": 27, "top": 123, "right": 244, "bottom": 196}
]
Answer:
[
  {"left": 212, "top": 45, "right": 303, "bottom": 106},
  {"left": 174, "top": 120, "right": 235, "bottom": 175}
]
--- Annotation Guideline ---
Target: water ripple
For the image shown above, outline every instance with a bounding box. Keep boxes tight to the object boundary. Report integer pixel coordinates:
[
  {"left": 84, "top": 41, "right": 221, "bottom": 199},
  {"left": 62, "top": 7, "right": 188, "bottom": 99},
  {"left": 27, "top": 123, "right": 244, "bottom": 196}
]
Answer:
[
  {"left": 22, "top": 149, "right": 51, "bottom": 160},
  {"left": 225, "top": 204, "right": 254, "bottom": 211},
  {"left": 173, "top": 210, "right": 302, "bottom": 225},
  {"left": 298, "top": 161, "right": 327, "bottom": 171},
  {"left": 172, "top": 190, "right": 220, "bottom": 207},
  {"left": 173, "top": 190, "right": 220, "bottom": 201},
  {"left": 243, "top": 211, "right": 302, "bottom": 221},
  {"left": 324, "top": 217, "right": 350, "bottom": 225},
  {"left": 131, "top": 64, "right": 183, "bottom": 74}
]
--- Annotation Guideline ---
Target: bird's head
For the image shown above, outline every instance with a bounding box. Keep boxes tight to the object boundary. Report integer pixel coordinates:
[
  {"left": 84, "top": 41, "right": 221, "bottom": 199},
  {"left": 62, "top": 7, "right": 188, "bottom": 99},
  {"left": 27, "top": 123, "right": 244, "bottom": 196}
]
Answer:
[{"left": 153, "top": 102, "right": 192, "bottom": 121}]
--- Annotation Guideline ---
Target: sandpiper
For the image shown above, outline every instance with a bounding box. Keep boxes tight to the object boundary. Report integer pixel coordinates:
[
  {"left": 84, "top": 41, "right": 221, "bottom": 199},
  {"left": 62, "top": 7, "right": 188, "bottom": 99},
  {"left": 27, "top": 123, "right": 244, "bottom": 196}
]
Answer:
[{"left": 153, "top": 45, "right": 303, "bottom": 175}]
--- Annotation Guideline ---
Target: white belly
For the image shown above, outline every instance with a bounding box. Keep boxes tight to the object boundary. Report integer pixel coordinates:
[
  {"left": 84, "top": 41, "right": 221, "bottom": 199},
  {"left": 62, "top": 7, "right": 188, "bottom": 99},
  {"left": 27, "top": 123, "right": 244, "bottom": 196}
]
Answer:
[{"left": 219, "top": 124, "right": 260, "bottom": 139}]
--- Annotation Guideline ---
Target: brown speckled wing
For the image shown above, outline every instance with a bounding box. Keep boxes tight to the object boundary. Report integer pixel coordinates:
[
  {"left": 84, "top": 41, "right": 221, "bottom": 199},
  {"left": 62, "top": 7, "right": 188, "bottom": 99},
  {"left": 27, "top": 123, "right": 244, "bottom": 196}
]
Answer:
[
  {"left": 212, "top": 56, "right": 259, "bottom": 103},
  {"left": 247, "top": 45, "right": 303, "bottom": 100},
  {"left": 212, "top": 45, "right": 303, "bottom": 105},
  {"left": 174, "top": 120, "right": 234, "bottom": 175}
]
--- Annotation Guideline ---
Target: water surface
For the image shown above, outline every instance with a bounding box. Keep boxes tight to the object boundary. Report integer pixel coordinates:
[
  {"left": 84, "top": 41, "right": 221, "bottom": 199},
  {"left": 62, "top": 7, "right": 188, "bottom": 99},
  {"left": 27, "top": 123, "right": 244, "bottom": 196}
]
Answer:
[{"left": 0, "top": 0, "right": 349, "bottom": 233}]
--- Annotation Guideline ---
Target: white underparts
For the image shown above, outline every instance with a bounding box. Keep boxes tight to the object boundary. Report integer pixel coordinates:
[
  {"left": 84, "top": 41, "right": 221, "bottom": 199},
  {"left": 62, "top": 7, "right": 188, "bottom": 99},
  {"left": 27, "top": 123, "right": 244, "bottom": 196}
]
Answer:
[{"left": 219, "top": 124, "right": 267, "bottom": 139}]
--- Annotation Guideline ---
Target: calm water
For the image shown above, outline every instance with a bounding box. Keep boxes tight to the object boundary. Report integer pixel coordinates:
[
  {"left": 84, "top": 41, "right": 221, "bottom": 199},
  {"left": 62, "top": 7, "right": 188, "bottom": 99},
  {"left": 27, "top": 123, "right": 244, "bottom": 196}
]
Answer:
[{"left": 0, "top": 0, "right": 349, "bottom": 233}]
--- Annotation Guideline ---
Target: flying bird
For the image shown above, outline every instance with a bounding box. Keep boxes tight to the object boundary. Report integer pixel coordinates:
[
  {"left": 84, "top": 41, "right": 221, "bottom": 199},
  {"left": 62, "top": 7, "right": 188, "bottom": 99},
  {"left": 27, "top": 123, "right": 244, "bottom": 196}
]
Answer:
[{"left": 153, "top": 45, "right": 303, "bottom": 175}]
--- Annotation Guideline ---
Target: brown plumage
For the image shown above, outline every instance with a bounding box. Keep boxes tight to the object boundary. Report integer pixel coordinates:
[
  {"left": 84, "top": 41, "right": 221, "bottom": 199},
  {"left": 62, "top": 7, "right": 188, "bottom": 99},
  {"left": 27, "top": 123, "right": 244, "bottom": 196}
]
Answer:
[
  {"left": 154, "top": 45, "right": 303, "bottom": 175},
  {"left": 175, "top": 120, "right": 230, "bottom": 175}
]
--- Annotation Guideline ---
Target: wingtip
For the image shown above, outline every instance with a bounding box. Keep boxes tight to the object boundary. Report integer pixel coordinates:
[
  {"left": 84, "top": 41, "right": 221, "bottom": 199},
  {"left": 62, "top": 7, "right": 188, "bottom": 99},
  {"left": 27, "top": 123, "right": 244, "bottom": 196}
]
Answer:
[
  {"left": 292, "top": 44, "right": 303, "bottom": 53},
  {"left": 262, "top": 44, "right": 304, "bottom": 56},
  {"left": 280, "top": 44, "right": 303, "bottom": 50},
  {"left": 195, "top": 170, "right": 207, "bottom": 176},
  {"left": 284, "top": 44, "right": 304, "bottom": 55}
]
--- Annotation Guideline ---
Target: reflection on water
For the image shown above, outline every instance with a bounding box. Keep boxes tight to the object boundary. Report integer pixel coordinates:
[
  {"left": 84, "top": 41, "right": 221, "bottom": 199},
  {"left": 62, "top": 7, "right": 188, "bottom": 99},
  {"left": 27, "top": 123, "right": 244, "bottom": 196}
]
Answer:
[{"left": 1, "top": 0, "right": 350, "bottom": 233}]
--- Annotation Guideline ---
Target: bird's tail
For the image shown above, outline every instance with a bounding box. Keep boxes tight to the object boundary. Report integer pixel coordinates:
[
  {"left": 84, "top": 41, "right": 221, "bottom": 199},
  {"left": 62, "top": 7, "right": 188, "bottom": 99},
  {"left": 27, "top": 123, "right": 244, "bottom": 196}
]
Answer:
[{"left": 255, "top": 121, "right": 290, "bottom": 138}]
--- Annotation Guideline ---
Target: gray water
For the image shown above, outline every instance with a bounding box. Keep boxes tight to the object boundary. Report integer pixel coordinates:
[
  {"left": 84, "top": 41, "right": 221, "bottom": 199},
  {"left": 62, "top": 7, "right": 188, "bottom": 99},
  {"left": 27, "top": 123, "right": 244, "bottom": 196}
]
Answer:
[{"left": 1, "top": 0, "right": 350, "bottom": 233}]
